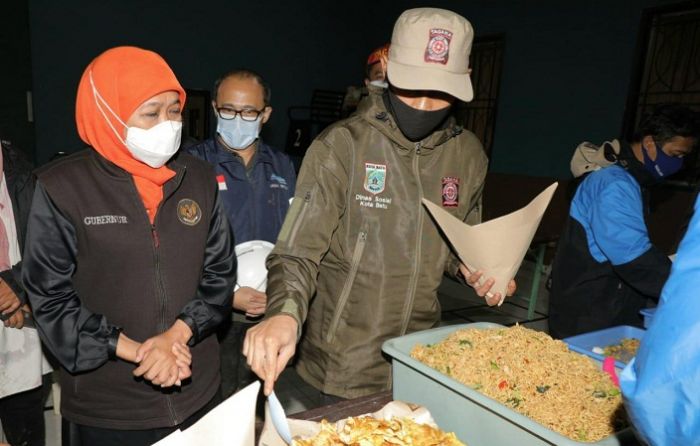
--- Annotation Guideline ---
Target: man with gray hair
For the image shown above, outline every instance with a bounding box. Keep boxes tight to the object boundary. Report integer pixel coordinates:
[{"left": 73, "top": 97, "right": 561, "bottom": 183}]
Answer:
[{"left": 244, "top": 8, "right": 515, "bottom": 401}]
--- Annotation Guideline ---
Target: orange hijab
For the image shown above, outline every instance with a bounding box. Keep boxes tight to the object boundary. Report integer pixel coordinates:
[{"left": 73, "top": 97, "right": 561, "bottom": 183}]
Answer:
[{"left": 75, "top": 46, "right": 186, "bottom": 223}]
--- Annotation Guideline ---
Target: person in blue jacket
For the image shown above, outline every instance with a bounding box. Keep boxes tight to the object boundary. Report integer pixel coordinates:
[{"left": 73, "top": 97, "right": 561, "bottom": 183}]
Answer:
[
  {"left": 186, "top": 69, "right": 296, "bottom": 397},
  {"left": 549, "top": 104, "right": 699, "bottom": 339},
  {"left": 620, "top": 188, "right": 700, "bottom": 446}
]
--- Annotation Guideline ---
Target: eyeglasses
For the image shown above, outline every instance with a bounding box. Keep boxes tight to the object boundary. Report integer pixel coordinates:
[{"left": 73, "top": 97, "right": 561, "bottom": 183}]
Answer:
[{"left": 216, "top": 107, "right": 265, "bottom": 122}]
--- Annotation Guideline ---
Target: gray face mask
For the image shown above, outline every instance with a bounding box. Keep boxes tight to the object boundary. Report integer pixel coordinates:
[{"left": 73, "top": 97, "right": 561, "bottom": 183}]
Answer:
[
  {"left": 387, "top": 90, "right": 451, "bottom": 142},
  {"left": 217, "top": 115, "right": 261, "bottom": 150}
]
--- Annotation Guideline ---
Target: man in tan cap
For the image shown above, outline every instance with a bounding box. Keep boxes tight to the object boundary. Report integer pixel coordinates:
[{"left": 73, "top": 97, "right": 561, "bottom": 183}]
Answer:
[{"left": 244, "top": 7, "right": 516, "bottom": 402}]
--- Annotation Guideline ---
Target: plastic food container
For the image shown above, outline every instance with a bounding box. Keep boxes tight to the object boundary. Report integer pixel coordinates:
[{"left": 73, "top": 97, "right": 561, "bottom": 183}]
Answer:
[
  {"left": 564, "top": 325, "right": 645, "bottom": 369},
  {"left": 639, "top": 307, "right": 656, "bottom": 328},
  {"left": 382, "top": 322, "right": 635, "bottom": 446}
]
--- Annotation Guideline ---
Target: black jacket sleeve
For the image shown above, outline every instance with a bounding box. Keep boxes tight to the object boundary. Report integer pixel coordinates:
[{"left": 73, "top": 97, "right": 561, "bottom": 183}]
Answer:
[
  {"left": 177, "top": 192, "right": 236, "bottom": 345},
  {"left": 22, "top": 183, "right": 121, "bottom": 373}
]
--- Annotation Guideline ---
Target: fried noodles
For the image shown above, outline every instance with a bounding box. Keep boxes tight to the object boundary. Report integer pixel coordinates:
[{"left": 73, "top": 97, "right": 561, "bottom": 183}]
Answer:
[{"left": 410, "top": 326, "right": 627, "bottom": 442}]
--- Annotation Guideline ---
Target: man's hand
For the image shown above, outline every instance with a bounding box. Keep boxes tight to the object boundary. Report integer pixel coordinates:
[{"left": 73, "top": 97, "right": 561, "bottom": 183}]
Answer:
[
  {"left": 133, "top": 320, "right": 193, "bottom": 387},
  {"left": 0, "top": 280, "right": 21, "bottom": 316},
  {"left": 3, "top": 307, "right": 24, "bottom": 329},
  {"left": 459, "top": 263, "right": 517, "bottom": 306},
  {"left": 233, "top": 287, "right": 267, "bottom": 317},
  {"left": 242, "top": 314, "right": 298, "bottom": 396}
]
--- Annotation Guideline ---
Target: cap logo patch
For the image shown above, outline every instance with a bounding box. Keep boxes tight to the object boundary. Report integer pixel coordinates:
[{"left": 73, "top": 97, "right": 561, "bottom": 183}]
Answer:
[
  {"left": 177, "top": 199, "right": 202, "bottom": 226},
  {"left": 442, "top": 176, "right": 459, "bottom": 207},
  {"left": 364, "top": 163, "right": 387, "bottom": 195},
  {"left": 425, "top": 28, "right": 453, "bottom": 65}
]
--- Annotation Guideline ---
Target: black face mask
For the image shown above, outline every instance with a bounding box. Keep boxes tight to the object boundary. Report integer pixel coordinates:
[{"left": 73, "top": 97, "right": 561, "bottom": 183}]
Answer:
[{"left": 387, "top": 90, "right": 451, "bottom": 142}]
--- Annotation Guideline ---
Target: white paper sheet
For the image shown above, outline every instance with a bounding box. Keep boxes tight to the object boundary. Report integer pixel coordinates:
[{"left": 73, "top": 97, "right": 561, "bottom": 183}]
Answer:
[
  {"left": 153, "top": 380, "right": 260, "bottom": 446},
  {"left": 422, "top": 183, "right": 558, "bottom": 301}
]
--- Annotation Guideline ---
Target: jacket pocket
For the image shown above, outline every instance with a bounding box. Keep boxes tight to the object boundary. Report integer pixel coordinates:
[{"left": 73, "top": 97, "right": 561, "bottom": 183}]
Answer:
[
  {"left": 325, "top": 229, "right": 368, "bottom": 343},
  {"left": 277, "top": 190, "right": 311, "bottom": 245}
]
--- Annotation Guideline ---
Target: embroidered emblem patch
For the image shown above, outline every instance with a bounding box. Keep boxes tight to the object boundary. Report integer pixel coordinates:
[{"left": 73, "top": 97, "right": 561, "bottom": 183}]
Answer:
[
  {"left": 442, "top": 177, "right": 459, "bottom": 207},
  {"left": 364, "top": 163, "right": 387, "bottom": 195},
  {"left": 177, "top": 199, "right": 202, "bottom": 226},
  {"left": 216, "top": 174, "right": 227, "bottom": 191},
  {"left": 424, "top": 28, "right": 453, "bottom": 65}
]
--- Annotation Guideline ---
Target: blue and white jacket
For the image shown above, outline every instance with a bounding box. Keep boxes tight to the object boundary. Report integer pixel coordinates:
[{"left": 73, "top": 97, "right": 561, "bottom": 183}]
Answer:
[
  {"left": 186, "top": 138, "right": 296, "bottom": 245},
  {"left": 549, "top": 151, "right": 670, "bottom": 338}
]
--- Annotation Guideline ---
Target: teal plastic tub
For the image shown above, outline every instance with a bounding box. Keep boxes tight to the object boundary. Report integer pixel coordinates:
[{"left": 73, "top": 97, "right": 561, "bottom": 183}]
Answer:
[{"left": 382, "top": 323, "right": 636, "bottom": 446}]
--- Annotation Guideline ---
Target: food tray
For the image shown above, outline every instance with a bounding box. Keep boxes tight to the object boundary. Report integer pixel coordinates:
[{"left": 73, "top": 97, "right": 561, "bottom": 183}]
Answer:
[
  {"left": 564, "top": 325, "right": 645, "bottom": 369},
  {"left": 382, "top": 323, "right": 635, "bottom": 446}
]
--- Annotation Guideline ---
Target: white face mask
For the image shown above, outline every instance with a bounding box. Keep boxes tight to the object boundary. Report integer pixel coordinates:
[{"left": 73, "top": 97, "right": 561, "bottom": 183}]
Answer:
[
  {"left": 124, "top": 120, "right": 182, "bottom": 168},
  {"left": 217, "top": 115, "right": 261, "bottom": 150},
  {"left": 369, "top": 79, "right": 388, "bottom": 89},
  {"left": 89, "top": 71, "right": 182, "bottom": 168}
]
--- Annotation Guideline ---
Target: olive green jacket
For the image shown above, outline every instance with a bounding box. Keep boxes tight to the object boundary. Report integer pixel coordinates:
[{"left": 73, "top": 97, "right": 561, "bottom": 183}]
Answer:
[{"left": 265, "top": 90, "right": 488, "bottom": 398}]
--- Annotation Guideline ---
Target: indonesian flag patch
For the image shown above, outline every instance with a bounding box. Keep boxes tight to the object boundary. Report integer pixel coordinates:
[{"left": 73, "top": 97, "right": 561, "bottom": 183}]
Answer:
[
  {"left": 442, "top": 176, "right": 459, "bottom": 207},
  {"left": 216, "top": 174, "right": 227, "bottom": 191}
]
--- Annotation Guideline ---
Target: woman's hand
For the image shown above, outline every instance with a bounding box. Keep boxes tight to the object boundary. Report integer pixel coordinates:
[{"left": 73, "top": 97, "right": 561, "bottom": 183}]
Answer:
[
  {"left": 172, "top": 342, "right": 193, "bottom": 383},
  {"left": 133, "top": 320, "right": 193, "bottom": 387}
]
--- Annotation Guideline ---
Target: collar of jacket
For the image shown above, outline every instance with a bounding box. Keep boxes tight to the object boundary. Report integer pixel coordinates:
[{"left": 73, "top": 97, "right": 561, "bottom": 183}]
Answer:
[
  {"left": 616, "top": 140, "right": 656, "bottom": 188},
  {"left": 90, "top": 148, "right": 187, "bottom": 198},
  {"left": 213, "top": 138, "right": 274, "bottom": 167},
  {"left": 359, "top": 89, "right": 463, "bottom": 154}
]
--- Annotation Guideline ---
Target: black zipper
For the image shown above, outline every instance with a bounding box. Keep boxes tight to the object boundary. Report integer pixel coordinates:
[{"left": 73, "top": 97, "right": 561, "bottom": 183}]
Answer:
[
  {"left": 150, "top": 216, "right": 178, "bottom": 425},
  {"left": 129, "top": 167, "right": 186, "bottom": 426}
]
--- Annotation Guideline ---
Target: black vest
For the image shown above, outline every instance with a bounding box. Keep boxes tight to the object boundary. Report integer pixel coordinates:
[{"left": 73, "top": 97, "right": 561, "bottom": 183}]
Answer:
[{"left": 37, "top": 149, "right": 224, "bottom": 429}]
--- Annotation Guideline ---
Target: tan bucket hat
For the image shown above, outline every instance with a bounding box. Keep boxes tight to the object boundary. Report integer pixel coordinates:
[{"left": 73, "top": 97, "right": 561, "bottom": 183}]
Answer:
[{"left": 387, "top": 8, "right": 474, "bottom": 102}]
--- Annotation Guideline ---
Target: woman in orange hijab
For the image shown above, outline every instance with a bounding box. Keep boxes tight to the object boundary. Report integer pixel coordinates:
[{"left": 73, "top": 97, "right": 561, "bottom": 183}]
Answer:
[{"left": 22, "top": 46, "right": 236, "bottom": 445}]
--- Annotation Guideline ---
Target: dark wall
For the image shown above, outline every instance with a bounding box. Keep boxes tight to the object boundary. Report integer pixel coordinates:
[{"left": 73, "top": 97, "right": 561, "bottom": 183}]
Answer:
[
  {"left": 29, "top": 0, "right": 680, "bottom": 176},
  {"left": 28, "top": 0, "right": 389, "bottom": 163},
  {"left": 2, "top": 0, "right": 34, "bottom": 159}
]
